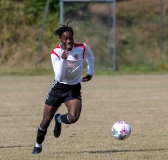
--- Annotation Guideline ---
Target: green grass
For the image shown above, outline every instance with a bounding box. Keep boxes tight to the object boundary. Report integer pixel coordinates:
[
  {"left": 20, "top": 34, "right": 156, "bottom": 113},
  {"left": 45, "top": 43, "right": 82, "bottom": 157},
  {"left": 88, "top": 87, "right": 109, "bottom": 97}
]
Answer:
[
  {"left": 0, "top": 67, "right": 53, "bottom": 76},
  {"left": 1, "top": 0, "right": 168, "bottom": 69},
  {"left": 0, "top": 65, "right": 168, "bottom": 76}
]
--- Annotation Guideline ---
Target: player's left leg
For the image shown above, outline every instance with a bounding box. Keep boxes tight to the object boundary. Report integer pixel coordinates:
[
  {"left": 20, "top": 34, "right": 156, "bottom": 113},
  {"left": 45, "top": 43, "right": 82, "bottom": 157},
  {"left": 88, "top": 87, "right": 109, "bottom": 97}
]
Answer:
[
  {"left": 54, "top": 99, "right": 82, "bottom": 138},
  {"left": 65, "top": 99, "right": 82, "bottom": 123}
]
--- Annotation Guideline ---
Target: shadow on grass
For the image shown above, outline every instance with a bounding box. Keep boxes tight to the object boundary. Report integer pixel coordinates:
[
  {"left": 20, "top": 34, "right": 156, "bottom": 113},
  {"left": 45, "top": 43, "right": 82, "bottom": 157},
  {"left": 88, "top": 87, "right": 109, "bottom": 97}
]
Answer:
[
  {"left": 86, "top": 148, "right": 167, "bottom": 153},
  {"left": 0, "top": 114, "right": 41, "bottom": 117},
  {"left": 53, "top": 148, "right": 167, "bottom": 154},
  {"left": 0, "top": 145, "right": 32, "bottom": 149},
  {"left": 1, "top": 146, "right": 167, "bottom": 153}
]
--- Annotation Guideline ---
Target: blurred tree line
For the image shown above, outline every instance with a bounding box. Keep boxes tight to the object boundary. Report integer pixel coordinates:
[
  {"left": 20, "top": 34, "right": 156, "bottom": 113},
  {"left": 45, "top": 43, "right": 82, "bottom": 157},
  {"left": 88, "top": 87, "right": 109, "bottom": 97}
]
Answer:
[
  {"left": 0, "top": 0, "right": 168, "bottom": 71},
  {"left": 0, "top": 0, "right": 88, "bottom": 67}
]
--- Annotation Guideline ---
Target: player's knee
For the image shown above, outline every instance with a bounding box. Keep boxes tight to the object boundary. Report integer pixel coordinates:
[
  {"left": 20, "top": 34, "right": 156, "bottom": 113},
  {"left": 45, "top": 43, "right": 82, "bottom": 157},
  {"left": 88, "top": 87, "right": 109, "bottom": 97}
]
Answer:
[{"left": 68, "top": 113, "right": 79, "bottom": 123}]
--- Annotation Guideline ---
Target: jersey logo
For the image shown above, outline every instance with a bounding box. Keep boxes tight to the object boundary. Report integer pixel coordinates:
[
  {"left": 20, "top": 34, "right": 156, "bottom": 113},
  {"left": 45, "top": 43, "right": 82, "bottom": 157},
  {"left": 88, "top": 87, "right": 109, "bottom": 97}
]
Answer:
[
  {"left": 66, "top": 60, "right": 79, "bottom": 73},
  {"left": 74, "top": 54, "right": 78, "bottom": 60}
]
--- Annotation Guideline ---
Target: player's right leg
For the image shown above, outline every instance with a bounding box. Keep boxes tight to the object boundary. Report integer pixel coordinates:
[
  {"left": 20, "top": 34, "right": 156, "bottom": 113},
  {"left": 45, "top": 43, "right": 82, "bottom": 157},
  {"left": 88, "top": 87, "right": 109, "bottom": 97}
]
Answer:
[{"left": 32, "top": 105, "right": 59, "bottom": 154}]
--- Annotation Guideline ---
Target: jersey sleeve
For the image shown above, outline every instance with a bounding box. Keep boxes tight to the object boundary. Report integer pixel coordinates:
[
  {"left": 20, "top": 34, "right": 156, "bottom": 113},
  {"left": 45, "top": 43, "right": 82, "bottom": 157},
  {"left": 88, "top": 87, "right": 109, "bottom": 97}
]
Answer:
[
  {"left": 84, "top": 43, "right": 94, "bottom": 76},
  {"left": 51, "top": 50, "right": 66, "bottom": 82}
]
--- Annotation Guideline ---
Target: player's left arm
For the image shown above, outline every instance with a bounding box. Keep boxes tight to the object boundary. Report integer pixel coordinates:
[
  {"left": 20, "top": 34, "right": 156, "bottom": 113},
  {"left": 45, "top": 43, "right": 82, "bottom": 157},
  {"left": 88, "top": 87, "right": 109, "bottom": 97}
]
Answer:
[{"left": 82, "top": 44, "right": 94, "bottom": 82}]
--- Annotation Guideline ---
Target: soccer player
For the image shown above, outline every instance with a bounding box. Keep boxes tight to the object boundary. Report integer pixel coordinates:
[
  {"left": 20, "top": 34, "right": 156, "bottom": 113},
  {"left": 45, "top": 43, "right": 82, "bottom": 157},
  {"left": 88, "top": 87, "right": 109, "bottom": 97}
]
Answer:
[{"left": 32, "top": 22, "right": 94, "bottom": 154}]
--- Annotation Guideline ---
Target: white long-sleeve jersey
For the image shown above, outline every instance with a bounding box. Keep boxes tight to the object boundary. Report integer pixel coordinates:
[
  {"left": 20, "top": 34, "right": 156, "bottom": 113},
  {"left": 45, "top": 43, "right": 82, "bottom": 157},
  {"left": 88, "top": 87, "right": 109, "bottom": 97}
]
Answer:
[{"left": 51, "top": 43, "right": 94, "bottom": 85}]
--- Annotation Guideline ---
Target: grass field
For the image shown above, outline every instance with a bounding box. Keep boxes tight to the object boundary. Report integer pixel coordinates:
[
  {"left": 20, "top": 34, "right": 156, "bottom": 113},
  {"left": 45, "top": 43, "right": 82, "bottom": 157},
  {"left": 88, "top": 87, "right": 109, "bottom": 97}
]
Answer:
[{"left": 0, "top": 75, "right": 168, "bottom": 160}]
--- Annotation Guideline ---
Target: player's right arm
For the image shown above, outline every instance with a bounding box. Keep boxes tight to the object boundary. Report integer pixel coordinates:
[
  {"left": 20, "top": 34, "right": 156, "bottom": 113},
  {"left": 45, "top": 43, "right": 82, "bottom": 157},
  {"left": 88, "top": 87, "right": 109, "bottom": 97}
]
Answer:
[{"left": 51, "top": 49, "right": 66, "bottom": 82}]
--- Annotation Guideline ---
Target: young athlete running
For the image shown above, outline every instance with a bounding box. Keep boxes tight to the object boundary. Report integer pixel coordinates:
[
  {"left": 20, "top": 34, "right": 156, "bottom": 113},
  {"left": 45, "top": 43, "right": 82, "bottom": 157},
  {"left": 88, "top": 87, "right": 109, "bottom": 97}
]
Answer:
[{"left": 32, "top": 22, "right": 94, "bottom": 154}]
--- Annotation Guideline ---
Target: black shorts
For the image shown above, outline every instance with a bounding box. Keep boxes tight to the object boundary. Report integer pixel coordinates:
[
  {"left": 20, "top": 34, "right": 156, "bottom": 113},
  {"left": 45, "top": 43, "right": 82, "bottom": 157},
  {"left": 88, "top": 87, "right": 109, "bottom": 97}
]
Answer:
[{"left": 45, "top": 80, "right": 82, "bottom": 107}]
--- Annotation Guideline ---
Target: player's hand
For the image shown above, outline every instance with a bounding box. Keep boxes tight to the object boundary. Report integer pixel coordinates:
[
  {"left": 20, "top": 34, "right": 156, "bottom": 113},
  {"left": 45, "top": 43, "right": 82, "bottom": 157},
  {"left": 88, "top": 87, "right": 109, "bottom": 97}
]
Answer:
[
  {"left": 82, "top": 74, "right": 92, "bottom": 82},
  {"left": 61, "top": 50, "right": 69, "bottom": 60}
]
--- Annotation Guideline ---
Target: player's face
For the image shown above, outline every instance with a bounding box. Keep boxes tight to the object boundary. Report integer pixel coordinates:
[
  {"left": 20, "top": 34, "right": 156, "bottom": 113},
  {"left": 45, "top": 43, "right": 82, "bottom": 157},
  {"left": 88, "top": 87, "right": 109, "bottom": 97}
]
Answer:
[{"left": 60, "top": 31, "right": 74, "bottom": 51}]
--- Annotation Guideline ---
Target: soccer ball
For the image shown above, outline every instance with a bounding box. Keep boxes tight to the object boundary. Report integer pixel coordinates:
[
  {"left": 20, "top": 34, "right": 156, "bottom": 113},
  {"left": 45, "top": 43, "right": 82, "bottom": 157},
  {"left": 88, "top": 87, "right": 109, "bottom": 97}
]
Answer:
[{"left": 111, "top": 121, "right": 131, "bottom": 140}]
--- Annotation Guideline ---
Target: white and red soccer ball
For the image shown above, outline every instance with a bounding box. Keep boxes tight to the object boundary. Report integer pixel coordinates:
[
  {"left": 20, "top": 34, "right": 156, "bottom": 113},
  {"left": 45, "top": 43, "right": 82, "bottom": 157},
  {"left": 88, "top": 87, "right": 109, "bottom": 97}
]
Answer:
[{"left": 111, "top": 121, "right": 131, "bottom": 140}]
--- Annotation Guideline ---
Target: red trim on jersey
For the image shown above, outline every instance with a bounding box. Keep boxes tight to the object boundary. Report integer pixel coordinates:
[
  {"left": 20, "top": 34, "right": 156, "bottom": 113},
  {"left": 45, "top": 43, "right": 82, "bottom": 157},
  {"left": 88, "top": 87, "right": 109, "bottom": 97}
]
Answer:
[
  {"left": 51, "top": 46, "right": 60, "bottom": 58},
  {"left": 55, "top": 45, "right": 61, "bottom": 49},
  {"left": 74, "top": 43, "right": 86, "bottom": 58}
]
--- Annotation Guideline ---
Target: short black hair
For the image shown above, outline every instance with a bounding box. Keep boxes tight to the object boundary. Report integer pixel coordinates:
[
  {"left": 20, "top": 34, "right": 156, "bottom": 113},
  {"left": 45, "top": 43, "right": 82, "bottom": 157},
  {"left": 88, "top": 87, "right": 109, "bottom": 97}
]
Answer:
[{"left": 54, "top": 21, "right": 74, "bottom": 38}]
